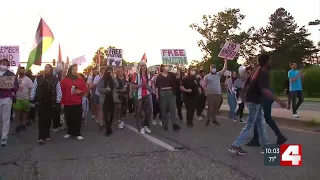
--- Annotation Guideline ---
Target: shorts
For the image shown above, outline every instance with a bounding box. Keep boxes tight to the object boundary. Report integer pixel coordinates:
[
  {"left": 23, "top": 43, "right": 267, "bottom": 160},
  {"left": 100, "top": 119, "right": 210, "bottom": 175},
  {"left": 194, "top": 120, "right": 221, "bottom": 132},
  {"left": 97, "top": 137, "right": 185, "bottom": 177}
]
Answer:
[
  {"left": 13, "top": 99, "right": 30, "bottom": 112},
  {"left": 91, "top": 94, "right": 100, "bottom": 104}
]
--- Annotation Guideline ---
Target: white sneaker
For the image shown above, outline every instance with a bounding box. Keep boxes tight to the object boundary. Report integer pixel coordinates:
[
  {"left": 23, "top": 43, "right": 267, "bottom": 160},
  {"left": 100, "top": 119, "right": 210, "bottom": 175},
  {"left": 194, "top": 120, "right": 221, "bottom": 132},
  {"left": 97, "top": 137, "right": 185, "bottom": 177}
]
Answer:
[
  {"left": 52, "top": 128, "right": 59, "bottom": 132},
  {"left": 152, "top": 120, "right": 157, "bottom": 125},
  {"left": 144, "top": 126, "right": 151, "bottom": 134},
  {"left": 77, "top": 136, "right": 84, "bottom": 140},
  {"left": 140, "top": 128, "right": 145, "bottom": 135},
  {"left": 1, "top": 139, "right": 7, "bottom": 146},
  {"left": 157, "top": 121, "right": 163, "bottom": 126},
  {"left": 197, "top": 116, "right": 203, "bottom": 121},
  {"left": 64, "top": 134, "right": 71, "bottom": 139},
  {"left": 233, "top": 118, "right": 237, "bottom": 122},
  {"left": 293, "top": 114, "right": 300, "bottom": 118},
  {"left": 118, "top": 121, "right": 124, "bottom": 129}
]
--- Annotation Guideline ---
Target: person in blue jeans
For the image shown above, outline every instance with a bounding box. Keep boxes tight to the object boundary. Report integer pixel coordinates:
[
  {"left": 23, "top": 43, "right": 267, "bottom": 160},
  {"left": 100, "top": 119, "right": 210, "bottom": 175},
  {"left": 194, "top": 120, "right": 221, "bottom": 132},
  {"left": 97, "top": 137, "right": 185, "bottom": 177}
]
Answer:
[
  {"left": 288, "top": 62, "right": 303, "bottom": 118},
  {"left": 228, "top": 54, "right": 287, "bottom": 156},
  {"left": 225, "top": 71, "right": 237, "bottom": 121},
  {"left": 246, "top": 88, "right": 287, "bottom": 146}
]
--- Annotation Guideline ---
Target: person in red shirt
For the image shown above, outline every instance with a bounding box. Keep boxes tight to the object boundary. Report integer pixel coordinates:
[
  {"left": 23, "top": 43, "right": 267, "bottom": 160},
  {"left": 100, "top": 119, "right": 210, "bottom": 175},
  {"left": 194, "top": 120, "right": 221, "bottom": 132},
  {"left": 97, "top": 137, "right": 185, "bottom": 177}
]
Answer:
[{"left": 61, "top": 64, "right": 87, "bottom": 140}]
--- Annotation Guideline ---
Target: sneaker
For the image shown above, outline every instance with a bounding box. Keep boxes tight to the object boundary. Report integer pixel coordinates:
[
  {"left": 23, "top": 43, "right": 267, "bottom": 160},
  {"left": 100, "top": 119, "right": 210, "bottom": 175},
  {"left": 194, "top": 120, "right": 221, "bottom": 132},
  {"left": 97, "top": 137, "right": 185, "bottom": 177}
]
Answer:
[
  {"left": 38, "top": 139, "right": 45, "bottom": 145},
  {"left": 105, "top": 128, "right": 113, "bottom": 137},
  {"left": 140, "top": 128, "right": 146, "bottom": 135},
  {"left": 52, "top": 128, "right": 59, "bottom": 132},
  {"left": 228, "top": 145, "right": 247, "bottom": 156},
  {"left": 118, "top": 121, "right": 124, "bottom": 129},
  {"left": 233, "top": 118, "right": 237, "bottom": 122},
  {"left": 212, "top": 120, "right": 220, "bottom": 126},
  {"left": 276, "top": 137, "right": 288, "bottom": 145},
  {"left": 239, "top": 120, "right": 245, "bottom": 123},
  {"left": 77, "top": 136, "right": 84, "bottom": 140},
  {"left": 293, "top": 114, "right": 300, "bottom": 118},
  {"left": 245, "top": 140, "right": 260, "bottom": 147},
  {"left": 1, "top": 139, "right": 7, "bottom": 146},
  {"left": 45, "top": 138, "right": 51, "bottom": 141},
  {"left": 152, "top": 120, "right": 157, "bottom": 125},
  {"left": 144, "top": 126, "right": 151, "bottom": 134},
  {"left": 197, "top": 116, "right": 203, "bottom": 121},
  {"left": 64, "top": 134, "right": 71, "bottom": 139}
]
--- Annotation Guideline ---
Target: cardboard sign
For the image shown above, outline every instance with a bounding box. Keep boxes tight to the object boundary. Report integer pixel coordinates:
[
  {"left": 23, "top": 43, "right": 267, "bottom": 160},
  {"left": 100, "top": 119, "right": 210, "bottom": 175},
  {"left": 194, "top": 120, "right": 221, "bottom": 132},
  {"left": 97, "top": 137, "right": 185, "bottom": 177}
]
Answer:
[
  {"left": 218, "top": 41, "right": 240, "bottom": 60},
  {"left": 0, "top": 46, "right": 20, "bottom": 66},
  {"left": 107, "top": 48, "right": 123, "bottom": 67},
  {"left": 0, "top": 76, "right": 16, "bottom": 89},
  {"left": 72, "top": 55, "right": 87, "bottom": 65},
  {"left": 161, "top": 49, "right": 188, "bottom": 65}
]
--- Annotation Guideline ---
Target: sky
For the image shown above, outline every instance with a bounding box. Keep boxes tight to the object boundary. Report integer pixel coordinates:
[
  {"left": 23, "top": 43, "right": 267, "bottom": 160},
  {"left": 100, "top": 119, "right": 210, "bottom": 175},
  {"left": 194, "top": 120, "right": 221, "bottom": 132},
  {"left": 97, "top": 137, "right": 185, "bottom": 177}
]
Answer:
[{"left": 1, "top": 0, "right": 320, "bottom": 73}]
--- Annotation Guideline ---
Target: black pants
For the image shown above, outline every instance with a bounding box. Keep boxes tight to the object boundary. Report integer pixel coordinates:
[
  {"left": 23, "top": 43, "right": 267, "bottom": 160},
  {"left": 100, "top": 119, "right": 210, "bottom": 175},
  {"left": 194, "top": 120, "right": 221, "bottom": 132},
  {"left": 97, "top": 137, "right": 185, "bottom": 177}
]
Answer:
[
  {"left": 64, "top": 105, "right": 82, "bottom": 136},
  {"left": 176, "top": 95, "right": 183, "bottom": 120},
  {"left": 29, "top": 107, "right": 36, "bottom": 122},
  {"left": 38, "top": 105, "right": 54, "bottom": 140},
  {"left": 291, "top": 90, "right": 303, "bottom": 114},
  {"left": 103, "top": 98, "right": 115, "bottom": 131},
  {"left": 196, "top": 94, "right": 206, "bottom": 117},
  {"left": 152, "top": 94, "right": 160, "bottom": 118},
  {"left": 52, "top": 107, "right": 61, "bottom": 129},
  {"left": 128, "top": 98, "right": 135, "bottom": 114},
  {"left": 236, "top": 102, "right": 244, "bottom": 119},
  {"left": 184, "top": 97, "right": 196, "bottom": 125},
  {"left": 251, "top": 102, "right": 284, "bottom": 142}
]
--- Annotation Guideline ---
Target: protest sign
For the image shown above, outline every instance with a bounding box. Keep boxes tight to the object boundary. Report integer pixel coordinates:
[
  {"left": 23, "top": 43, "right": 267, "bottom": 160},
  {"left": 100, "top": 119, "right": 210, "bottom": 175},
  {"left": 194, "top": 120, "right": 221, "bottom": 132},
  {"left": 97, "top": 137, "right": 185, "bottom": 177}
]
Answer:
[
  {"left": 161, "top": 49, "right": 188, "bottom": 65},
  {"left": 218, "top": 41, "right": 240, "bottom": 60},
  {"left": 0, "top": 46, "right": 20, "bottom": 66},
  {"left": 107, "top": 48, "right": 123, "bottom": 67},
  {"left": 0, "top": 76, "right": 16, "bottom": 89},
  {"left": 224, "top": 70, "right": 231, "bottom": 77},
  {"left": 72, "top": 55, "right": 87, "bottom": 65}
]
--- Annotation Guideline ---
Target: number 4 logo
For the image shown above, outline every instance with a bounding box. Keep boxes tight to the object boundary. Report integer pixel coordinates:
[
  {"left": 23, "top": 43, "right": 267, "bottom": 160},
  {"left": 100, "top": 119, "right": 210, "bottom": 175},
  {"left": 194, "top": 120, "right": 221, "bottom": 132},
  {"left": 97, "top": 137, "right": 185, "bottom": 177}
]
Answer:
[{"left": 280, "top": 144, "right": 302, "bottom": 166}]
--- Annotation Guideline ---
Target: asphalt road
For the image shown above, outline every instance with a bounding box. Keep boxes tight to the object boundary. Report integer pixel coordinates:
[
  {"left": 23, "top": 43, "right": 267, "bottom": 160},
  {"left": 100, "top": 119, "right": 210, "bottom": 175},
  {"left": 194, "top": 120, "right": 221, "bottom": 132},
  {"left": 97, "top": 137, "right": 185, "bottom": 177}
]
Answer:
[
  {"left": 1, "top": 112, "right": 319, "bottom": 180},
  {"left": 223, "top": 100, "right": 320, "bottom": 111}
]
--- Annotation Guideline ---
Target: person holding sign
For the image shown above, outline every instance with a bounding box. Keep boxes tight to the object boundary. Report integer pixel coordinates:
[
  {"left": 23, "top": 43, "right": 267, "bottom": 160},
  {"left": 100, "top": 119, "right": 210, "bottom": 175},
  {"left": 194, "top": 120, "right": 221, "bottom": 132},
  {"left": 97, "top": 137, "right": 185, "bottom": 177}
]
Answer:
[
  {"left": 0, "top": 59, "right": 19, "bottom": 146},
  {"left": 204, "top": 60, "right": 228, "bottom": 126}
]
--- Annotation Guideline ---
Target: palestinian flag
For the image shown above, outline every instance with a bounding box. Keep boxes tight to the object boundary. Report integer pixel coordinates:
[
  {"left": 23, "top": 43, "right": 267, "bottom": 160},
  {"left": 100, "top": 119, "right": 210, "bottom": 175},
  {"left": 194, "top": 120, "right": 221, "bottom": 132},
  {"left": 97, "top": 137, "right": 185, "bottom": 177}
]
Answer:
[
  {"left": 141, "top": 52, "right": 147, "bottom": 63},
  {"left": 26, "top": 18, "right": 54, "bottom": 70}
]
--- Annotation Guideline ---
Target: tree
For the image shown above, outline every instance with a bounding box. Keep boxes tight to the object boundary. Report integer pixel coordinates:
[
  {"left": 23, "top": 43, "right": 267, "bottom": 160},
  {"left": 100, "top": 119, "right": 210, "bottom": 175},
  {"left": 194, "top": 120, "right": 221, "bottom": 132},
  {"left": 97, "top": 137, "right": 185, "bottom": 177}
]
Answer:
[
  {"left": 189, "top": 60, "right": 204, "bottom": 70},
  {"left": 190, "top": 8, "right": 258, "bottom": 71},
  {"left": 259, "top": 8, "right": 316, "bottom": 69},
  {"left": 308, "top": 19, "right": 320, "bottom": 26}
]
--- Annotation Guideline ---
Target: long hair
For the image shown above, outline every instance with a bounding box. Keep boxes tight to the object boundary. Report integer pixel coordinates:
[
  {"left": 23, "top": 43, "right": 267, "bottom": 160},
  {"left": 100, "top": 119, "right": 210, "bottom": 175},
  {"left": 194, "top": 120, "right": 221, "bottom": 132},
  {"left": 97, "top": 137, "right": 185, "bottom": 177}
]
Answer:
[
  {"left": 139, "top": 63, "right": 149, "bottom": 82},
  {"left": 103, "top": 68, "right": 114, "bottom": 90},
  {"left": 66, "top": 64, "right": 78, "bottom": 80}
]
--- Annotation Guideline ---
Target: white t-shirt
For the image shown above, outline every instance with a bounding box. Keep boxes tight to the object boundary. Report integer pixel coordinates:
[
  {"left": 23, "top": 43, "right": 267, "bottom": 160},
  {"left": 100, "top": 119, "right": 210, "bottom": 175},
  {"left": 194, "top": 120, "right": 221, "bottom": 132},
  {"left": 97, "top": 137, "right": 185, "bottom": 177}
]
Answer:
[
  {"left": 16, "top": 76, "right": 34, "bottom": 99},
  {"left": 92, "top": 75, "right": 101, "bottom": 95}
]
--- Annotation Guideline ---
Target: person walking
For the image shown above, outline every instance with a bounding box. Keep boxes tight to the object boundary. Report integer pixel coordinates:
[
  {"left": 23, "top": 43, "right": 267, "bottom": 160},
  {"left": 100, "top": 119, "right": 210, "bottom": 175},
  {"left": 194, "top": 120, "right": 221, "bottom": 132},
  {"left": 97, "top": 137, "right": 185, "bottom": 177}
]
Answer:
[
  {"left": 196, "top": 69, "right": 206, "bottom": 121},
  {"left": 204, "top": 60, "right": 228, "bottom": 126},
  {"left": 30, "top": 64, "right": 62, "bottom": 144},
  {"left": 228, "top": 54, "right": 287, "bottom": 155},
  {"left": 61, "top": 64, "right": 87, "bottom": 140},
  {"left": 225, "top": 71, "right": 237, "bottom": 121},
  {"left": 0, "top": 59, "right": 19, "bottom": 146},
  {"left": 98, "top": 66, "right": 118, "bottom": 136},
  {"left": 288, "top": 62, "right": 303, "bottom": 118}
]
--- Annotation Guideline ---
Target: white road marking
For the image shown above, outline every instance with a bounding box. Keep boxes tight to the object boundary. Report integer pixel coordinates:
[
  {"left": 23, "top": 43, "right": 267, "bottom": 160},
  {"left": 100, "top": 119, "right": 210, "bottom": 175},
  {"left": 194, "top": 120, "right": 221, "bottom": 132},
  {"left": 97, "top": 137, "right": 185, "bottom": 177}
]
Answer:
[{"left": 125, "top": 124, "right": 177, "bottom": 152}]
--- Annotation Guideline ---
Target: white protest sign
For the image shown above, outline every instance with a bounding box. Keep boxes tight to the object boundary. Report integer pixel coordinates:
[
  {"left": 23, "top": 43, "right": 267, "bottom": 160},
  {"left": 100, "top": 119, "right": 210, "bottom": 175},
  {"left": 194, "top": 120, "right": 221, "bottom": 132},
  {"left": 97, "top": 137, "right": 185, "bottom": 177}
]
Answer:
[
  {"left": 107, "top": 48, "right": 123, "bottom": 67},
  {"left": 160, "top": 49, "right": 188, "bottom": 65},
  {"left": 0, "top": 76, "right": 16, "bottom": 89},
  {"left": 72, "top": 55, "right": 87, "bottom": 65},
  {"left": 224, "top": 70, "right": 231, "bottom": 77},
  {"left": 0, "top": 46, "right": 20, "bottom": 66},
  {"left": 218, "top": 41, "right": 240, "bottom": 60}
]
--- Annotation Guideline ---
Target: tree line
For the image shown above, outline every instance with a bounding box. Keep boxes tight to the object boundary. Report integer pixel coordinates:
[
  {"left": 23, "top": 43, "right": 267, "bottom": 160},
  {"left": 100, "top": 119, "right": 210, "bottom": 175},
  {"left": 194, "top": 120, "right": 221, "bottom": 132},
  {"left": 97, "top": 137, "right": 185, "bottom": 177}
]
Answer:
[{"left": 189, "top": 7, "right": 320, "bottom": 72}]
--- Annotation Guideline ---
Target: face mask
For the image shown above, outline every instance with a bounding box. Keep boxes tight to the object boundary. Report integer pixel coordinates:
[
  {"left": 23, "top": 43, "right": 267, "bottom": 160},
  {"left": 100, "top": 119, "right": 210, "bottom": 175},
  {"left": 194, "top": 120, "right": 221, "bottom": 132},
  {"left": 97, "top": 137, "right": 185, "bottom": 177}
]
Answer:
[
  {"left": 211, "top": 68, "right": 216, "bottom": 73},
  {"left": 0, "top": 65, "right": 8, "bottom": 71},
  {"left": 190, "top": 71, "right": 195, "bottom": 75}
]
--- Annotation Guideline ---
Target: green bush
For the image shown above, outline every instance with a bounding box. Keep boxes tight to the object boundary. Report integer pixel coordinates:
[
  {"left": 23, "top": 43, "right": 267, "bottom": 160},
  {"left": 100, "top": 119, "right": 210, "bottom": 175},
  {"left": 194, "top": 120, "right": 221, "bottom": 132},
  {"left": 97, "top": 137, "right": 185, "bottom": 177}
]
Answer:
[
  {"left": 302, "top": 66, "right": 320, "bottom": 96},
  {"left": 269, "top": 70, "right": 287, "bottom": 95}
]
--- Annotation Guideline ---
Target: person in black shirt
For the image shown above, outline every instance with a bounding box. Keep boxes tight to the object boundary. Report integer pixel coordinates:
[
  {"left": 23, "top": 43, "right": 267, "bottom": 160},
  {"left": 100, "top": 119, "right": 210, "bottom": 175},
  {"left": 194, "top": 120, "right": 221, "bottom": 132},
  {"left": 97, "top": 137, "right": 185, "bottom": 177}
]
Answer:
[
  {"left": 228, "top": 53, "right": 287, "bottom": 156},
  {"left": 180, "top": 67, "right": 201, "bottom": 127},
  {"left": 176, "top": 68, "right": 184, "bottom": 121}
]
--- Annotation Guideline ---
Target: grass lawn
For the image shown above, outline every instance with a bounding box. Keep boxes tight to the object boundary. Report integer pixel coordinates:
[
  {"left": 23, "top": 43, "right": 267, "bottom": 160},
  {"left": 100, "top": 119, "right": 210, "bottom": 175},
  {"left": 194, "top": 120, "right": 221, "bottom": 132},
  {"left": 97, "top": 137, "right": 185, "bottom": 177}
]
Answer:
[{"left": 221, "top": 93, "right": 320, "bottom": 102}]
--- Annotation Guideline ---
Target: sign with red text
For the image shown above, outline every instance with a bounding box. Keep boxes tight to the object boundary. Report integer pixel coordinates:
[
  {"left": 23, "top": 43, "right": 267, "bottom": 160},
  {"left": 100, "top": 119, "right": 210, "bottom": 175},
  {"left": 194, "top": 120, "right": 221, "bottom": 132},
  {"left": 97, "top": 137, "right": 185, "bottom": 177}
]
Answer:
[
  {"left": 0, "top": 76, "right": 16, "bottom": 89},
  {"left": 0, "top": 46, "right": 20, "bottom": 66},
  {"left": 218, "top": 41, "right": 240, "bottom": 60},
  {"left": 160, "top": 49, "right": 188, "bottom": 65},
  {"left": 107, "top": 48, "right": 123, "bottom": 67},
  {"left": 280, "top": 144, "right": 302, "bottom": 166}
]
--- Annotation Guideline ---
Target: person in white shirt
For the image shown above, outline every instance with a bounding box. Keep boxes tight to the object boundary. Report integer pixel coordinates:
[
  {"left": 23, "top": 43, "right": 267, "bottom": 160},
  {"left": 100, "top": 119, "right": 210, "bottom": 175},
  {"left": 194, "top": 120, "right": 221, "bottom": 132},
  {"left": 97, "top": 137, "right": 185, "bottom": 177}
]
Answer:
[
  {"left": 13, "top": 67, "right": 34, "bottom": 133},
  {"left": 90, "top": 68, "right": 105, "bottom": 128}
]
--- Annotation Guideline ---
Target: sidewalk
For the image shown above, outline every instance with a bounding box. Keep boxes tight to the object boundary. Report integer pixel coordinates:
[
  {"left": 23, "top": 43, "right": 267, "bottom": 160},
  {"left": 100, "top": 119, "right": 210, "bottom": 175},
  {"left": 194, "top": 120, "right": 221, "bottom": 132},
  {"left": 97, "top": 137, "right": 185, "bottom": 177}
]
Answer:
[{"left": 219, "top": 104, "right": 320, "bottom": 124}]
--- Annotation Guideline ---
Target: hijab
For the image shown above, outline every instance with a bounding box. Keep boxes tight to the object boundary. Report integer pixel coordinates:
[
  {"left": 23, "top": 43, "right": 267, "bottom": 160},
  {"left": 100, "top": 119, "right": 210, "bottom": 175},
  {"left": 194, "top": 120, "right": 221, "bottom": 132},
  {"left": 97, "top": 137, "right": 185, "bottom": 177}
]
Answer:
[{"left": 66, "top": 64, "right": 78, "bottom": 80}]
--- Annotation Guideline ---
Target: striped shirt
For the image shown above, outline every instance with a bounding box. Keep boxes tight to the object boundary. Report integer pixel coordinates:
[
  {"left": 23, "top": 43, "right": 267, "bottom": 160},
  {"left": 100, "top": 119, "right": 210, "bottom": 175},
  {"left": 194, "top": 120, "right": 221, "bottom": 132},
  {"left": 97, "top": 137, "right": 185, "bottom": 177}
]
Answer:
[{"left": 131, "top": 73, "right": 151, "bottom": 100}]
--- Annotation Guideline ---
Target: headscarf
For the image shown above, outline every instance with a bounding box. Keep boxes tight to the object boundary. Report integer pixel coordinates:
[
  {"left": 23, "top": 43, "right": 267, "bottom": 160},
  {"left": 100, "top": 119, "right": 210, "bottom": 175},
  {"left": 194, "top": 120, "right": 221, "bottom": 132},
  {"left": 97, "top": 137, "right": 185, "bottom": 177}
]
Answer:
[{"left": 66, "top": 64, "right": 78, "bottom": 80}]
